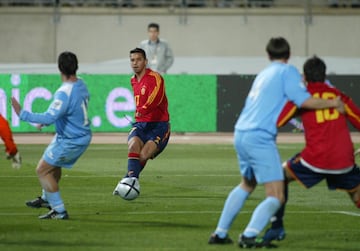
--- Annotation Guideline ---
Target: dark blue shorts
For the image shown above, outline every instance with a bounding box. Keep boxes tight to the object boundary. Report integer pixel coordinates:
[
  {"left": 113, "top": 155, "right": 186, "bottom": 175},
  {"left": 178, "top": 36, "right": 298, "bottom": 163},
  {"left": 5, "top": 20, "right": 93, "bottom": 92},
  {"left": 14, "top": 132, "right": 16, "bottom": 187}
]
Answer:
[
  {"left": 286, "top": 153, "right": 360, "bottom": 191},
  {"left": 128, "top": 122, "right": 170, "bottom": 158}
]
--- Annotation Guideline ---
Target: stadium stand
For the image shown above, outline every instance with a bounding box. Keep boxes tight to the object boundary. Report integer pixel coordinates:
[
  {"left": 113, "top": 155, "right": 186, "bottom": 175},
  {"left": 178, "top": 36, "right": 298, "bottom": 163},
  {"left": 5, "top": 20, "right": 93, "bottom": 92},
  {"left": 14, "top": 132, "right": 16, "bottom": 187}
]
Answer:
[{"left": 0, "top": 0, "right": 355, "bottom": 8}]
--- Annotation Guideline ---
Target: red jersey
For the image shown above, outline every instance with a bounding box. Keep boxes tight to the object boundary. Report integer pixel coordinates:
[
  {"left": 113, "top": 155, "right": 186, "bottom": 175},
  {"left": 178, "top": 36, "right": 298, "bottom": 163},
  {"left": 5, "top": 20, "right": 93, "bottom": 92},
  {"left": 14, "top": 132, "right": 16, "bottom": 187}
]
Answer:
[
  {"left": 277, "top": 82, "right": 360, "bottom": 171},
  {"left": 131, "top": 68, "right": 169, "bottom": 122}
]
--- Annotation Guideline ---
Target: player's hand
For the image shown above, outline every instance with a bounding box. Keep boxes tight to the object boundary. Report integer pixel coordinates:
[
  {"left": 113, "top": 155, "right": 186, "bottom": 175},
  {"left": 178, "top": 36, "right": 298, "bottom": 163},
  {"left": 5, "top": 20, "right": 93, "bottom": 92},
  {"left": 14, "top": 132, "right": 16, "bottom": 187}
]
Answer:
[
  {"left": 11, "top": 97, "right": 21, "bottom": 116},
  {"left": 334, "top": 96, "right": 345, "bottom": 114},
  {"left": 355, "top": 148, "right": 360, "bottom": 157}
]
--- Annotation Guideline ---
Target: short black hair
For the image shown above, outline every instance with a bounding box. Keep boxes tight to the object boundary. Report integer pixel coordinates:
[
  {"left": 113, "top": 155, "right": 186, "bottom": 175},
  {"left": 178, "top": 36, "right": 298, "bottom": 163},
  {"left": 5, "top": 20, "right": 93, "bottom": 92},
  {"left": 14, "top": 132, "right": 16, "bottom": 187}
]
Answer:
[
  {"left": 130, "top": 48, "right": 147, "bottom": 59},
  {"left": 266, "top": 37, "right": 290, "bottom": 60},
  {"left": 58, "top": 51, "right": 78, "bottom": 77},
  {"left": 148, "top": 22, "right": 159, "bottom": 31},
  {"left": 303, "top": 55, "right": 326, "bottom": 82}
]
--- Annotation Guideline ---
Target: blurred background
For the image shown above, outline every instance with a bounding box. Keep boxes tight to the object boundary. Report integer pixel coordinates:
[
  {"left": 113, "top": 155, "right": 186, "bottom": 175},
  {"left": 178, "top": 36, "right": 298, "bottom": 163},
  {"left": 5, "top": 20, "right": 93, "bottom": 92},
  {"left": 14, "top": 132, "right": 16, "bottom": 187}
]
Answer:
[
  {"left": 0, "top": 0, "right": 359, "bottom": 74},
  {"left": 1, "top": 1, "right": 359, "bottom": 133}
]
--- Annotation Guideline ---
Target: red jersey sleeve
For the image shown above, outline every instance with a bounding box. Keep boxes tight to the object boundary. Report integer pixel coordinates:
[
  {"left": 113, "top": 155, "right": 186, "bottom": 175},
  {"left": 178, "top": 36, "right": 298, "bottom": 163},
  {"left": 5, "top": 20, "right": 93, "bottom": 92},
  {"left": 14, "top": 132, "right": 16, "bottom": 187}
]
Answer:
[
  {"left": 277, "top": 101, "right": 298, "bottom": 128},
  {"left": 342, "top": 92, "right": 360, "bottom": 130}
]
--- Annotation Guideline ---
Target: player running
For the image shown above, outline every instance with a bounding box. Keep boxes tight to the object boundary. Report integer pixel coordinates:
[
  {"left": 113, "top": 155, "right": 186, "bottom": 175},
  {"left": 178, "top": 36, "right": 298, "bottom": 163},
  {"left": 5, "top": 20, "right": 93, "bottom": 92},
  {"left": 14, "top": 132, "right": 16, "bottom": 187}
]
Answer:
[
  {"left": 11, "top": 51, "right": 92, "bottom": 220},
  {"left": 264, "top": 55, "right": 360, "bottom": 243},
  {"left": 113, "top": 48, "right": 170, "bottom": 197}
]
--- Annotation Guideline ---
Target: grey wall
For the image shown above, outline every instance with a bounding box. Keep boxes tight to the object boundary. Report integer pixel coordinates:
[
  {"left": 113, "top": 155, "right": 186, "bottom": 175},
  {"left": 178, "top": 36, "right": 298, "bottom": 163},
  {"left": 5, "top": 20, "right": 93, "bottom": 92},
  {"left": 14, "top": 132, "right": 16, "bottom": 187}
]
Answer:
[{"left": 0, "top": 7, "right": 359, "bottom": 63}]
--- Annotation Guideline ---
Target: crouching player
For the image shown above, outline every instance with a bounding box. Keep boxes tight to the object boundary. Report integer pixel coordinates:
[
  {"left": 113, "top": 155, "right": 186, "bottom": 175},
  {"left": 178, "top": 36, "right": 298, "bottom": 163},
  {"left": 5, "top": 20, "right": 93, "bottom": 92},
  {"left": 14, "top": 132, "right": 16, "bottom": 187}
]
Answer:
[
  {"left": 113, "top": 48, "right": 170, "bottom": 195},
  {"left": 263, "top": 56, "right": 360, "bottom": 243}
]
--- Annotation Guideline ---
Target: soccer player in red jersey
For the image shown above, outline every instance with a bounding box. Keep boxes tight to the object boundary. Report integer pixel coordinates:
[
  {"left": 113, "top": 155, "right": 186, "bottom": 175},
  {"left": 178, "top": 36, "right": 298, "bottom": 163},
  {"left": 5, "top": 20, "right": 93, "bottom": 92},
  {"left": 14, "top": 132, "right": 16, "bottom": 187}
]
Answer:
[
  {"left": 263, "top": 56, "right": 360, "bottom": 243},
  {"left": 114, "top": 47, "right": 170, "bottom": 191}
]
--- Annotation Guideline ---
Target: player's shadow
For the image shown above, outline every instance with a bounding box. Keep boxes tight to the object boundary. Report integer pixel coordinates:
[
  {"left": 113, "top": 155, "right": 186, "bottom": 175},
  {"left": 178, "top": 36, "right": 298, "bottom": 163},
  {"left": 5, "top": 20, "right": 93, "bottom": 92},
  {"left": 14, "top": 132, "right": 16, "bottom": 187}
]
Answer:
[
  {"left": 81, "top": 218, "right": 202, "bottom": 229},
  {"left": 0, "top": 240, "right": 108, "bottom": 248}
]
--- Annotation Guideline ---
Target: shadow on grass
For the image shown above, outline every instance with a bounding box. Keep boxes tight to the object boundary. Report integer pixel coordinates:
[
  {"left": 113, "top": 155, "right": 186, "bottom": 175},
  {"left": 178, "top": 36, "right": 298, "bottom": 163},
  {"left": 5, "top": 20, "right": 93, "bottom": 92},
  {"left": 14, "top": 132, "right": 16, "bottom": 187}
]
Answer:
[
  {"left": 0, "top": 240, "right": 110, "bottom": 248},
  {"left": 74, "top": 217, "right": 203, "bottom": 229}
]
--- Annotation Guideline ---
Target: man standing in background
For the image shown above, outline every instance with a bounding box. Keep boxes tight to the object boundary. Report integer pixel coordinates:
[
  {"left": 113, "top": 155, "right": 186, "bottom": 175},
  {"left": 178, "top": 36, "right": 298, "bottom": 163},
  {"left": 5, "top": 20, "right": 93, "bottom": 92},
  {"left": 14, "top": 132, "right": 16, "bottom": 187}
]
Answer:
[{"left": 139, "top": 23, "right": 174, "bottom": 74}]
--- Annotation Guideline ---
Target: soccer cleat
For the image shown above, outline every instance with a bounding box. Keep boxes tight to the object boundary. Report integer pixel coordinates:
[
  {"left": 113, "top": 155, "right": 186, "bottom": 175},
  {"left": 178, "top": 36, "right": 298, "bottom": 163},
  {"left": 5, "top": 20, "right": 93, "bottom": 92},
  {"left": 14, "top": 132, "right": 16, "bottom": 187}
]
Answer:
[
  {"left": 26, "top": 197, "right": 51, "bottom": 209},
  {"left": 208, "top": 233, "right": 233, "bottom": 244},
  {"left": 238, "top": 234, "right": 277, "bottom": 249},
  {"left": 38, "top": 209, "right": 69, "bottom": 220},
  {"left": 262, "top": 227, "right": 286, "bottom": 242},
  {"left": 7, "top": 152, "right": 22, "bottom": 169}
]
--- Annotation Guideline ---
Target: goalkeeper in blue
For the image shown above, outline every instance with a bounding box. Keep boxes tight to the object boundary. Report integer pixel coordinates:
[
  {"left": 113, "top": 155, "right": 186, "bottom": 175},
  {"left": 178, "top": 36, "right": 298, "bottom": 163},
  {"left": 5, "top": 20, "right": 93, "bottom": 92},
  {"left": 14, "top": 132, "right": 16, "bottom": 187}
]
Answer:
[{"left": 11, "top": 51, "right": 92, "bottom": 220}]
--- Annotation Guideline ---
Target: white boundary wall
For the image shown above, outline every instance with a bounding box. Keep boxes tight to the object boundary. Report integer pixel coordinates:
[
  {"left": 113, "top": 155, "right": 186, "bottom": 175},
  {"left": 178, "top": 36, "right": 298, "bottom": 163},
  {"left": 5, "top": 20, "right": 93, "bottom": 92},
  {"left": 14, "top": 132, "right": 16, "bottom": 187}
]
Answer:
[{"left": 0, "top": 6, "right": 359, "bottom": 74}]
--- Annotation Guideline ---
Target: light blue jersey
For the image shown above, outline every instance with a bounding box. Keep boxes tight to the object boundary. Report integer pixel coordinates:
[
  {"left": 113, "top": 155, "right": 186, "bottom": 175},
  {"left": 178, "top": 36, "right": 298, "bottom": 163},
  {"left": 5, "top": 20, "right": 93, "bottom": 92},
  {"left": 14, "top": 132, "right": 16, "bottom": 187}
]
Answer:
[
  {"left": 20, "top": 79, "right": 91, "bottom": 143},
  {"left": 20, "top": 79, "right": 92, "bottom": 168},
  {"left": 235, "top": 62, "right": 311, "bottom": 136}
]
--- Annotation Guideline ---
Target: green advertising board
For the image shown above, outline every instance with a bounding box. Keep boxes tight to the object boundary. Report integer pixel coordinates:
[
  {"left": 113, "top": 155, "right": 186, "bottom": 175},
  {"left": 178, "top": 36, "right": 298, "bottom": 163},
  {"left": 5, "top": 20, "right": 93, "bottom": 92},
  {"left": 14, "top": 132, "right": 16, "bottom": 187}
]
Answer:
[{"left": 0, "top": 74, "right": 216, "bottom": 133}]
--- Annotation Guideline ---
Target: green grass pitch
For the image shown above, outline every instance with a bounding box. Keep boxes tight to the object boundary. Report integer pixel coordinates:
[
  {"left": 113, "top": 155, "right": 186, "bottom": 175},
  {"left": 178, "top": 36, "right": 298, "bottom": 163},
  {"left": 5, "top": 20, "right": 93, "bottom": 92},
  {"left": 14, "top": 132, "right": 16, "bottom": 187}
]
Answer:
[{"left": 0, "top": 142, "right": 359, "bottom": 251}]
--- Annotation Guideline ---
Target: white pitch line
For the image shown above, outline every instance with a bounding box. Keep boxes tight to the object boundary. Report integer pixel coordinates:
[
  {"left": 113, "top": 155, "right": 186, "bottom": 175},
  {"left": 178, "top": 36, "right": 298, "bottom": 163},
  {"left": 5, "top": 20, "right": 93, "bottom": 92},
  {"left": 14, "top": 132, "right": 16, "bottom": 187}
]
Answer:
[{"left": 331, "top": 211, "right": 360, "bottom": 217}]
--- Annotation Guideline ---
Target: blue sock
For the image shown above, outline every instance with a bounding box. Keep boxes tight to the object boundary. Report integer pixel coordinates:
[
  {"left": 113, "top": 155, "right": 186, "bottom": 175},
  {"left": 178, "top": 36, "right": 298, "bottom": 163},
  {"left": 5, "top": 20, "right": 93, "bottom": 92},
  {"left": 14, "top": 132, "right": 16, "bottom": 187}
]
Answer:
[
  {"left": 243, "top": 196, "right": 281, "bottom": 238},
  {"left": 215, "top": 186, "right": 249, "bottom": 238},
  {"left": 127, "top": 152, "right": 141, "bottom": 178},
  {"left": 45, "top": 191, "right": 66, "bottom": 213}
]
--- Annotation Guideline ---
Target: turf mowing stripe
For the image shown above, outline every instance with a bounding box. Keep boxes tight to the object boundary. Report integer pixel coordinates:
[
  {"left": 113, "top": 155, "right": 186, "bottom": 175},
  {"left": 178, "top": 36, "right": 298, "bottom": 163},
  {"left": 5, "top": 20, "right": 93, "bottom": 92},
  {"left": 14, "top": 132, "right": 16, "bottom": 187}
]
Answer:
[{"left": 0, "top": 210, "right": 359, "bottom": 216}]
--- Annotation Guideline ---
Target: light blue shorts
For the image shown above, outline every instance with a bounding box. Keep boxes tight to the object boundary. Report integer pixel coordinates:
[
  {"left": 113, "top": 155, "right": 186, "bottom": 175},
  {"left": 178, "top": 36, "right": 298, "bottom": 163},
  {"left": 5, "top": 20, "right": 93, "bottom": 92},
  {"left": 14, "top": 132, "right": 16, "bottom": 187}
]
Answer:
[
  {"left": 43, "top": 135, "right": 91, "bottom": 168},
  {"left": 234, "top": 129, "right": 284, "bottom": 184}
]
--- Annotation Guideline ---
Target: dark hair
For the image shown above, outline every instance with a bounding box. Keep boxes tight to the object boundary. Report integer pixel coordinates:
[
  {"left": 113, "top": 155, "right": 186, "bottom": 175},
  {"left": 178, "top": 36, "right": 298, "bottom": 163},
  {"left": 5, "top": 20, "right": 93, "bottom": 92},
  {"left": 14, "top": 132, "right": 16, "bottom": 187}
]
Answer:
[
  {"left": 266, "top": 37, "right": 290, "bottom": 60},
  {"left": 58, "top": 51, "right": 78, "bottom": 77},
  {"left": 148, "top": 22, "right": 159, "bottom": 31},
  {"left": 303, "top": 56, "right": 326, "bottom": 82},
  {"left": 130, "top": 48, "right": 147, "bottom": 60}
]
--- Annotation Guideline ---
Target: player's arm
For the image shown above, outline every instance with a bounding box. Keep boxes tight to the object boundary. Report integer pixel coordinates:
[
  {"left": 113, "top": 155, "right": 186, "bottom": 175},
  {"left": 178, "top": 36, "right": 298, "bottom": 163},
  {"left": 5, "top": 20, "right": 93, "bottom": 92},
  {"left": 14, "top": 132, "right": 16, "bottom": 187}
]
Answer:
[
  {"left": 300, "top": 96, "right": 344, "bottom": 113},
  {"left": 341, "top": 93, "right": 360, "bottom": 130},
  {"left": 163, "top": 43, "right": 174, "bottom": 72},
  {"left": 283, "top": 66, "right": 344, "bottom": 113},
  {"left": 16, "top": 91, "right": 69, "bottom": 125},
  {"left": 136, "top": 73, "right": 165, "bottom": 117}
]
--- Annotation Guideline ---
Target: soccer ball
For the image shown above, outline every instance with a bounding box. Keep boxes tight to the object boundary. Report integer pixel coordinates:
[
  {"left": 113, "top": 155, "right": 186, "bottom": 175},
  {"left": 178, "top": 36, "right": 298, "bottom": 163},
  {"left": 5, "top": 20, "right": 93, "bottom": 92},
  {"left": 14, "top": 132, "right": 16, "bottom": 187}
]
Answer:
[{"left": 113, "top": 177, "right": 140, "bottom": 200}]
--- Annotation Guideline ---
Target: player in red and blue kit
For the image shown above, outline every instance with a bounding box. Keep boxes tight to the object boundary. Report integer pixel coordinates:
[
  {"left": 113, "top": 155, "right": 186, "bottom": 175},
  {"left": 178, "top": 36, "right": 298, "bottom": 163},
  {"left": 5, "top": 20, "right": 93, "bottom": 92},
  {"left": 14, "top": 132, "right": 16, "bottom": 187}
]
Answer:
[
  {"left": 263, "top": 56, "right": 360, "bottom": 243},
  {"left": 113, "top": 48, "right": 170, "bottom": 190}
]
